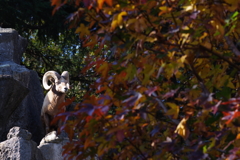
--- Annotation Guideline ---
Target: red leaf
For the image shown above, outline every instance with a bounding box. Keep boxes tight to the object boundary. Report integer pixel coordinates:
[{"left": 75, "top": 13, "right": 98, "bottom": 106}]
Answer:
[
  {"left": 233, "top": 111, "right": 240, "bottom": 119},
  {"left": 86, "top": 115, "right": 92, "bottom": 122},
  {"left": 94, "top": 108, "right": 104, "bottom": 117},
  {"left": 222, "top": 111, "right": 230, "bottom": 116}
]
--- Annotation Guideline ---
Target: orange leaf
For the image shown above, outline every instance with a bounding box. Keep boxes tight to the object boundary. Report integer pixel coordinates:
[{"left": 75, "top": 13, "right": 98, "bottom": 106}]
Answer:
[
  {"left": 141, "top": 123, "right": 148, "bottom": 129},
  {"left": 222, "top": 111, "right": 230, "bottom": 116},
  {"left": 51, "top": 0, "right": 60, "bottom": 6},
  {"left": 105, "top": 0, "right": 112, "bottom": 6},
  {"left": 236, "top": 133, "right": 240, "bottom": 140},
  {"left": 98, "top": 0, "right": 104, "bottom": 9},
  {"left": 97, "top": 0, "right": 112, "bottom": 10}
]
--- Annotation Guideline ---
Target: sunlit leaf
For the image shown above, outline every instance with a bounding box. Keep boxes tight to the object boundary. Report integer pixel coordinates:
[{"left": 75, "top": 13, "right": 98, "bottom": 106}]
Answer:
[
  {"left": 111, "top": 11, "right": 127, "bottom": 31},
  {"left": 174, "top": 117, "right": 189, "bottom": 139}
]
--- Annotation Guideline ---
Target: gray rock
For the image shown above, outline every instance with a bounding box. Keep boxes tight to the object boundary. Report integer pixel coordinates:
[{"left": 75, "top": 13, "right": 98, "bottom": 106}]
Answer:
[
  {"left": 0, "top": 29, "right": 45, "bottom": 144},
  {"left": 0, "top": 28, "right": 27, "bottom": 64},
  {"left": 38, "top": 131, "right": 70, "bottom": 160},
  {"left": 0, "top": 127, "right": 45, "bottom": 160},
  {"left": 38, "top": 131, "right": 95, "bottom": 160},
  {"left": 7, "top": 126, "right": 32, "bottom": 140},
  {"left": 0, "top": 77, "right": 29, "bottom": 128},
  {"left": 6, "top": 69, "right": 45, "bottom": 144}
]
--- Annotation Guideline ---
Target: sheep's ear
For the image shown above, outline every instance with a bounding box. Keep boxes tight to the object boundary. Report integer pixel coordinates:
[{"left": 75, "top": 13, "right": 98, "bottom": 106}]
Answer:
[
  {"left": 61, "top": 71, "right": 69, "bottom": 82},
  {"left": 67, "top": 83, "right": 70, "bottom": 89}
]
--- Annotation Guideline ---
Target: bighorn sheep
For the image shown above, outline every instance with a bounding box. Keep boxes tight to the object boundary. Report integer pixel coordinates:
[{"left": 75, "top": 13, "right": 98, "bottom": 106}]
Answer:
[{"left": 41, "top": 71, "right": 70, "bottom": 134}]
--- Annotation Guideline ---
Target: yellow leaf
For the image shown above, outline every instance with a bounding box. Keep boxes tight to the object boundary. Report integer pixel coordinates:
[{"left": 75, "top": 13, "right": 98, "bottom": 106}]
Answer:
[
  {"left": 174, "top": 117, "right": 189, "bottom": 139},
  {"left": 159, "top": 6, "right": 168, "bottom": 11},
  {"left": 111, "top": 11, "right": 127, "bottom": 31},
  {"left": 75, "top": 23, "right": 90, "bottom": 39},
  {"left": 165, "top": 102, "right": 179, "bottom": 119},
  {"left": 225, "top": 0, "right": 238, "bottom": 11},
  {"left": 118, "top": 11, "right": 127, "bottom": 29},
  {"left": 227, "top": 78, "right": 235, "bottom": 89},
  {"left": 179, "top": 26, "right": 190, "bottom": 47},
  {"left": 199, "top": 32, "right": 208, "bottom": 42},
  {"left": 110, "top": 16, "right": 118, "bottom": 31},
  {"left": 180, "top": 55, "right": 187, "bottom": 63},
  {"left": 183, "top": 4, "right": 195, "bottom": 11},
  {"left": 105, "top": 115, "right": 113, "bottom": 119}
]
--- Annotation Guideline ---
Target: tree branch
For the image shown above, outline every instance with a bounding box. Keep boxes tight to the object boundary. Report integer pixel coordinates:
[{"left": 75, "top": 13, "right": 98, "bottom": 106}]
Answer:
[
  {"left": 200, "top": 44, "right": 240, "bottom": 70},
  {"left": 224, "top": 36, "right": 240, "bottom": 57}
]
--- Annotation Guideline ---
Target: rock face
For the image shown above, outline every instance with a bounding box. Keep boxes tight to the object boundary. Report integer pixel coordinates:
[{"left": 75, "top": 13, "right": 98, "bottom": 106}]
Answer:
[
  {"left": 0, "top": 127, "right": 45, "bottom": 160},
  {"left": 0, "top": 28, "right": 45, "bottom": 144},
  {"left": 0, "top": 28, "right": 27, "bottom": 64},
  {"left": 38, "top": 131, "right": 69, "bottom": 160}
]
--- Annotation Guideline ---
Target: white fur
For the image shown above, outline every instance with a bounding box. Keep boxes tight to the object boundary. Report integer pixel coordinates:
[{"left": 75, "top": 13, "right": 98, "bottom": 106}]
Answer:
[{"left": 41, "top": 71, "right": 70, "bottom": 134}]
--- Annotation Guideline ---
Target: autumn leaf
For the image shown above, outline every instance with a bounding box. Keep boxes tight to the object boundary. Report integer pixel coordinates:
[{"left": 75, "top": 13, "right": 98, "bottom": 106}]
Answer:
[
  {"left": 126, "top": 63, "right": 137, "bottom": 80},
  {"left": 98, "top": 0, "right": 112, "bottom": 10},
  {"left": 225, "top": 0, "right": 238, "bottom": 11},
  {"left": 75, "top": 23, "right": 90, "bottom": 39},
  {"left": 222, "top": 110, "right": 240, "bottom": 124},
  {"left": 111, "top": 11, "right": 127, "bottom": 31},
  {"left": 96, "top": 61, "right": 110, "bottom": 79},
  {"left": 165, "top": 102, "right": 179, "bottom": 119},
  {"left": 174, "top": 117, "right": 189, "bottom": 139}
]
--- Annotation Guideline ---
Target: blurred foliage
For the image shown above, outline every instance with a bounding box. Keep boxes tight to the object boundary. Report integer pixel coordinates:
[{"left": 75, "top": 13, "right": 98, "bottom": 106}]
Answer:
[{"left": 50, "top": 0, "right": 240, "bottom": 159}]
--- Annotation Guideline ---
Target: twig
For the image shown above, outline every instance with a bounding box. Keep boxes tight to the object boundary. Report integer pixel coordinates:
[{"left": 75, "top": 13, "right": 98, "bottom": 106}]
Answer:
[
  {"left": 200, "top": 44, "right": 240, "bottom": 70},
  {"left": 225, "top": 36, "right": 240, "bottom": 57}
]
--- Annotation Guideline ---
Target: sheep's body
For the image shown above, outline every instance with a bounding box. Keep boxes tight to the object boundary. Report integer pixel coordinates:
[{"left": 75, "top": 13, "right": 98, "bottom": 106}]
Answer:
[{"left": 41, "top": 71, "right": 70, "bottom": 134}]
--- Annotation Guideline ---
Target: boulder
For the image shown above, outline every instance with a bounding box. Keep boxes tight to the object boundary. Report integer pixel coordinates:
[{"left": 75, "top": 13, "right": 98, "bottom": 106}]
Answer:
[
  {"left": 0, "top": 127, "right": 45, "bottom": 160},
  {"left": 0, "top": 77, "right": 29, "bottom": 128},
  {"left": 0, "top": 28, "right": 45, "bottom": 144},
  {"left": 38, "top": 131, "right": 69, "bottom": 160},
  {"left": 0, "top": 28, "right": 27, "bottom": 64}
]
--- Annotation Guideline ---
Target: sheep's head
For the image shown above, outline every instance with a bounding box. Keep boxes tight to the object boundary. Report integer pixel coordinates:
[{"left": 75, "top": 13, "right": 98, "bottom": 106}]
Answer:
[{"left": 42, "top": 71, "right": 70, "bottom": 93}]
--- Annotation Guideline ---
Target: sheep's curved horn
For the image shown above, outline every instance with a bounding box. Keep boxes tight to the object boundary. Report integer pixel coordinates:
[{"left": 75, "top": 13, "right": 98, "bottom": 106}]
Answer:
[
  {"left": 61, "top": 71, "right": 69, "bottom": 82},
  {"left": 42, "top": 71, "right": 61, "bottom": 90}
]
